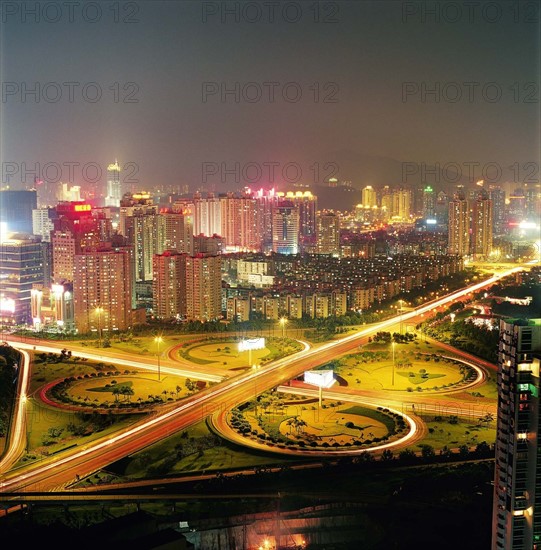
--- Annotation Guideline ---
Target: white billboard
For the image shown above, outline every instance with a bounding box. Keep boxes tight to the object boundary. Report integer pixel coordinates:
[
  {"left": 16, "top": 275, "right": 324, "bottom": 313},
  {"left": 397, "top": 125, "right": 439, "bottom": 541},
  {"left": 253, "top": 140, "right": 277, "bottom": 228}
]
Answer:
[
  {"left": 304, "top": 370, "right": 335, "bottom": 389},
  {"left": 238, "top": 337, "right": 266, "bottom": 352}
]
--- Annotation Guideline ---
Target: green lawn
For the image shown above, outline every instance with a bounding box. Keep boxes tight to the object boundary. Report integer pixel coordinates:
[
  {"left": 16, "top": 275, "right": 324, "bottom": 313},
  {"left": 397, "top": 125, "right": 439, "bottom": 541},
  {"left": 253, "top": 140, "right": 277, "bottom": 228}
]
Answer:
[
  {"left": 111, "top": 421, "right": 287, "bottom": 479},
  {"left": 332, "top": 348, "right": 468, "bottom": 392}
]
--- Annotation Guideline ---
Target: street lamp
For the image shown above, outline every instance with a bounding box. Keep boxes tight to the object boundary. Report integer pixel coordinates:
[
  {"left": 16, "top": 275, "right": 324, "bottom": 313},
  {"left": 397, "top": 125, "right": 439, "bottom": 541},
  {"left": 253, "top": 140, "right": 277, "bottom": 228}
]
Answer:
[
  {"left": 398, "top": 299, "right": 405, "bottom": 335},
  {"left": 279, "top": 317, "right": 287, "bottom": 338},
  {"left": 154, "top": 336, "right": 163, "bottom": 381},
  {"left": 95, "top": 307, "right": 104, "bottom": 347},
  {"left": 391, "top": 341, "right": 396, "bottom": 386}
]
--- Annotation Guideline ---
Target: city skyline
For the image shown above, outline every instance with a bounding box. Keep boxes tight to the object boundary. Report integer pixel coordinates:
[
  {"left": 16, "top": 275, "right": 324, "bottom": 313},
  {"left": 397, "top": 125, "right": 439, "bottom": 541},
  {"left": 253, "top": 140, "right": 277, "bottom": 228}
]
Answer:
[{"left": 1, "top": 2, "right": 540, "bottom": 548}]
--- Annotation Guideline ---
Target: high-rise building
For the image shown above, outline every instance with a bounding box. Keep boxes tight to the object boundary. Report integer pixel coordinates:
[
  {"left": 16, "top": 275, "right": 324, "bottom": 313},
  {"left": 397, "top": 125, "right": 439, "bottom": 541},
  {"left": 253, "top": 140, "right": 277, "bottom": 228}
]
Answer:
[
  {"left": 158, "top": 209, "right": 193, "bottom": 254},
  {"left": 219, "top": 194, "right": 262, "bottom": 251},
  {"left": 152, "top": 250, "right": 187, "bottom": 320},
  {"left": 490, "top": 186, "right": 506, "bottom": 236},
  {"left": 188, "top": 193, "right": 221, "bottom": 237},
  {"left": 0, "top": 233, "right": 45, "bottom": 326},
  {"left": 0, "top": 190, "right": 38, "bottom": 233},
  {"left": 73, "top": 247, "right": 133, "bottom": 334},
  {"left": 422, "top": 186, "right": 436, "bottom": 219},
  {"left": 448, "top": 191, "right": 470, "bottom": 256},
  {"left": 120, "top": 192, "right": 159, "bottom": 283},
  {"left": 250, "top": 188, "right": 280, "bottom": 251},
  {"left": 315, "top": 211, "right": 340, "bottom": 256},
  {"left": 185, "top": 254, "right": 222, "bottom": 322},
  {"left": 362, "top": 186, "right": 378, "bottom": 208},
  {"left": 435, "top": 191, "right": 450, "bottom": 224},
  {"left": 471, "top": 189, "right": 493, "bottom": 259},
  {"left": 508, "top": 189, "right": 527, "bottom": 223},
  {"left": 192, "top": 234, "right": 224, "bottom": 255},
  {"left": 524, "top": 184, "right": 541, "bottom": 220},
  {"left": 391, "top": 189, "right": 412, "bottom": 221},
  {"left": 492, "top": 318, "right": 541, "bottom": 550},
  {"left": 51, "top": 202, "right": 100, "bottom": 283},
  {"left": 272, "top": 202, "right": 300, "bottom": 254},
  {"left": 276, "top": 191, "right": 317, "bottom": 239},
  {"left": 104, "top": 161, "right": 122, "bottom": 207},
  {"left": 32, "top": 207, "right": 56, "bottom": 242}
]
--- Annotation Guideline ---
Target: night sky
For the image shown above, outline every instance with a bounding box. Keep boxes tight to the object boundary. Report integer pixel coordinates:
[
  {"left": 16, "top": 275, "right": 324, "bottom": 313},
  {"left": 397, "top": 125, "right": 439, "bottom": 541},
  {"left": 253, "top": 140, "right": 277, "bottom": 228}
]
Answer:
[{"left": 1, "top": 0, "right": 539, "bottom": 199}]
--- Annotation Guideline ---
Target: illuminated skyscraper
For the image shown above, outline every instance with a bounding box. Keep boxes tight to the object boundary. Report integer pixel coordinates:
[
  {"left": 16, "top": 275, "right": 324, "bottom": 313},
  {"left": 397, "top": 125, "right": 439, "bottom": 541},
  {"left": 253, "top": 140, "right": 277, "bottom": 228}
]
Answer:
[
  {"left": 250, "top": 188, "right": 279, "bottom": 250},
  {"left": 120, "top": 192, "right": 159, "bottom": 283},
  {"left": 219, "top": 194, "right": 262, "bottom": 251},
  {"left": 73, "top": 247, "right": 133, "bottom": 334},
  {"left": 391, "top": 188, "right": 412, "bottom": 221},
  {"left": 51, "top": 202, "right": 100, "bottom": 283},
  {"left": 158, "top": 209, "right": 193, "bottom": 254},
  {"left": 272, "top": 202, "right": 300, "bottom": 254},
  {"left": 0, "top": 233, "right": 45, "bottom": 326},
  {"left": 276, "top": 191, "right": 317, "bottom": 238},
  {"left": 315, "top": 211, "right": 340, "bottom": 256},
  {"left": 185, "top": 254, "right": 222, "bottom": 322},
  {"left": 152, "top": 250, "right": 187, "bottom": 320},
  {"left": 471, "top": 189, "right": 493, "bottom": 259},
  {"left": 192, "top": 193, "right": 222, "bottom": 237},
  {"left": 32, "top": 207, "right": 56, "bottom": 242},
  {"left": 448, "top": 190, "right": 469, "bottom": 256},
  {"left": 0, "top": 190, "right": 37, "bottom": 234},
  {"left": 492, "top": 318, "right": 541, "bottom": 550},
  {"left": 105, "top": 160, "right": 122, "bottom": 207},
  {"left": 489, "top": 186, "right": 506, "bottom": 236},
  {"left": 422, "top": 185, "right": 436, "bottom": 219},
  {"left": 362, "top": 186, "right": 377, "bottom": 208}
]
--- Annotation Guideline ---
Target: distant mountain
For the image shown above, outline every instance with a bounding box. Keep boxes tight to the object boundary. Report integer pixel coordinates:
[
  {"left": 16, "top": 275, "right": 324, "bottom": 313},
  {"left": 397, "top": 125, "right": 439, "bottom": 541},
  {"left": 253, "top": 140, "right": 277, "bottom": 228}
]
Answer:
[
  {"left": 311, "top": 185, "right": 361, "bottom": 212},
  {"left": 326, "top": 150, "right": 479, "bottom": 191}
]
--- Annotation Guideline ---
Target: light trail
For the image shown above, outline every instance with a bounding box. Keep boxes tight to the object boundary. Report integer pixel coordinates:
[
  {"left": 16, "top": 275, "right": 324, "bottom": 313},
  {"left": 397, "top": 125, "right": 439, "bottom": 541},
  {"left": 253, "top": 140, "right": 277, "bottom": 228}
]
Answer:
[{"left": 0, "top": 265, "right": 526, "bottom": 492}]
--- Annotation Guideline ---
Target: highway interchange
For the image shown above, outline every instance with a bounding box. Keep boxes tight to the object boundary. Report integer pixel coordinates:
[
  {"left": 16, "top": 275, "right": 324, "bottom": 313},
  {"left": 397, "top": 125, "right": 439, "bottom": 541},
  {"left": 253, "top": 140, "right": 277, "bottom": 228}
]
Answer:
[{"left": 0, "top": 264, "right": 529, "bottom": 498}]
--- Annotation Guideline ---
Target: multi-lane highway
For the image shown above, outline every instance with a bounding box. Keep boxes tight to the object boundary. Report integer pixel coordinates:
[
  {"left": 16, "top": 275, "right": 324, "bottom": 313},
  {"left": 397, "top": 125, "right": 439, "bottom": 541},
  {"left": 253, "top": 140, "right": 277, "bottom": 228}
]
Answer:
[{"left": 0, "top": 264, "right": 528, "bottom": 494}]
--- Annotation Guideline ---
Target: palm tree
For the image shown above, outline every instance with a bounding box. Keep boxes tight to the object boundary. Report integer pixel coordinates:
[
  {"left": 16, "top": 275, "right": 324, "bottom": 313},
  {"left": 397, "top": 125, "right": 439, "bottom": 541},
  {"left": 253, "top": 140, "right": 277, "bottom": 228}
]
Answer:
[
  {"left": 125, "top": 387, "right": 135, "bottom": 403},
  {"left": 481, "top": 412, "right": 494, "bottom": 427},
  {"left": 112, "top": 386, "right": 121, "bottom": 402}
]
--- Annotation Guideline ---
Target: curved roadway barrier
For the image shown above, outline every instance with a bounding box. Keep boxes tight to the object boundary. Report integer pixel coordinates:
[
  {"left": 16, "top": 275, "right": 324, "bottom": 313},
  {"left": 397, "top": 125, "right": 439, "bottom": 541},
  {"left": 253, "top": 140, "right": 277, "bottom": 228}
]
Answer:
[{"left": 210, "top": 397, "right": 424, "bottom": 458}]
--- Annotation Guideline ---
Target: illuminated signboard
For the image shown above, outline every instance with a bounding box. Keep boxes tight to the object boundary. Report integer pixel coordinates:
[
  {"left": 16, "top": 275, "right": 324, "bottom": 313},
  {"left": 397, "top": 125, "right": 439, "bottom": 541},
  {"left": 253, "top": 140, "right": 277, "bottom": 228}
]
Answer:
[
  {"left": 74, "top": 204, "right": 91, "bottom": 212},
  {"left": 238, "top": 337, "right": 266, "bottom": 352},
  {"left": 304, "top": 370, "right": 335, "bottom": 389},
  {"left": 0, "top": 297, "right": 16, "bottom": 313}
]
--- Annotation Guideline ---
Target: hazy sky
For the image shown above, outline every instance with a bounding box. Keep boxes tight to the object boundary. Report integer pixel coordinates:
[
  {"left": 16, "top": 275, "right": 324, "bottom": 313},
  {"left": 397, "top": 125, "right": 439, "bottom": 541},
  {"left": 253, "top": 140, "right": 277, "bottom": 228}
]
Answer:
[{"left": 1, "top": 0, "right": 539, "bottom": 196}]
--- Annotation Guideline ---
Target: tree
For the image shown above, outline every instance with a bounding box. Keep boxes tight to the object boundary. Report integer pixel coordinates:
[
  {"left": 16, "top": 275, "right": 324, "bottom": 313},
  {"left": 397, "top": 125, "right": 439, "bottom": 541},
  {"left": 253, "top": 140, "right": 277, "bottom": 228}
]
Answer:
[
  {"left": 124, "top": 387, "right": 134, "bottom": 403},
  {"left": 420, "top": 444, "right": 435, "bottom": 461},
  {"left": 479, "top": 412, "right": 494, "bottom": 428},
  {"left": 398, "top": 449, "right": 418, "bottom": 464},
  {"left": 112, "top": 386, "right": 121, "bottom": 402},
  {"left": 380, "top": 449, "right": 394, "bottom": 461}
]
